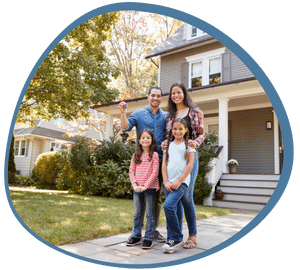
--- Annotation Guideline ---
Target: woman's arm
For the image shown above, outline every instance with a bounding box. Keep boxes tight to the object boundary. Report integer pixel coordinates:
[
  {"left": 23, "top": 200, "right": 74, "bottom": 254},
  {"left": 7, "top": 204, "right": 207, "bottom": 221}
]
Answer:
[{"left": 171, "top": 152, "right": 195, "bottom": 190}]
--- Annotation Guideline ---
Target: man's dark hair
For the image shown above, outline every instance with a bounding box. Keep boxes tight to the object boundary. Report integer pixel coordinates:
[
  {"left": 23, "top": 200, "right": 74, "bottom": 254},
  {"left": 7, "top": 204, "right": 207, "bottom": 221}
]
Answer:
[{"left": 148, "top": 86, "right": 162, "bottom": 96}]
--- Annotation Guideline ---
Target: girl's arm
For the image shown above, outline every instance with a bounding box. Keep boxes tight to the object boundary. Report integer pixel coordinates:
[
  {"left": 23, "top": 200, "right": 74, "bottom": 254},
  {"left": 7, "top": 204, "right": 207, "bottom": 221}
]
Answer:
[
  {"left": 171, "top": 152, "right": 195, "bottom": 190},
  {"left": 128, "top": 154, "right": 138, "bottom": 187},
  {"left": 162, "top": 151, "right": 173, "bottom": 193},
  {"left": 143, "top": 152, "right": 159, "bottom": 189}
]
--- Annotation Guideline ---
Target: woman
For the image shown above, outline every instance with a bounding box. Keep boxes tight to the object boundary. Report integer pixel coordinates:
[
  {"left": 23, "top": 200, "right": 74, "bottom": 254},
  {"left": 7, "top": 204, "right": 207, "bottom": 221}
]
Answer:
[{"left": 162, "top": 82, "right": 205, "bottom": 249}]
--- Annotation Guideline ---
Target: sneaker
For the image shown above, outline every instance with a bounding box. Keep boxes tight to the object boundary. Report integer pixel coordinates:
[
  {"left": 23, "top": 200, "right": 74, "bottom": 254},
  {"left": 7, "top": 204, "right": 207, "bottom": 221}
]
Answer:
[
  {"left": 126, "top": 236, "right": 141, "bottom": 246},
  {"left": 162, "top": 240, "right": 182, "bottom": 253},
  {"left": 154, "top": 231, "right": 166, "bottom": 243},
  {"left": 142, "top": 239, "right": 153, "bottom": 249}
]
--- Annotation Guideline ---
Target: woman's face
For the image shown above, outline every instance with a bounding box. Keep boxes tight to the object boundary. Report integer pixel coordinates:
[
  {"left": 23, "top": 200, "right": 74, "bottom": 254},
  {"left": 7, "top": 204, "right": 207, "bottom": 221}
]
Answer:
[{"left": 171, "top": 86, "right": 185, "bottom": 105}]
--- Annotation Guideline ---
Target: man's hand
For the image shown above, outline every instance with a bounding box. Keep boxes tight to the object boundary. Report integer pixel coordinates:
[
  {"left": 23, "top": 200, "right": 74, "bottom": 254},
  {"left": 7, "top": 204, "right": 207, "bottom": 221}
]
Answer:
[{"left": 118, "top": 101, "right": 128, "bottom": 114}]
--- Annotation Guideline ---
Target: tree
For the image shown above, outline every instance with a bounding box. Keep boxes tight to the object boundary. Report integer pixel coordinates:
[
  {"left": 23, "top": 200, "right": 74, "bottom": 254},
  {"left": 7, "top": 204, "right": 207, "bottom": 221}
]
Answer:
[
  {"left": 8, "top": 132, "right": 16, "bottom": 184},
  {"left": 17, "top": 12, "right": 121, "bottom": 126}
]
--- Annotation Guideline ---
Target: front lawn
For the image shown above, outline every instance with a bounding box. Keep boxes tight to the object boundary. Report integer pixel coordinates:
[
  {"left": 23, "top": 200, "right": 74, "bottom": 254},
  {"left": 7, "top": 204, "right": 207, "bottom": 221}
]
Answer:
[{"left": 9, "top": 188, "right": 234, "bottom": 246}]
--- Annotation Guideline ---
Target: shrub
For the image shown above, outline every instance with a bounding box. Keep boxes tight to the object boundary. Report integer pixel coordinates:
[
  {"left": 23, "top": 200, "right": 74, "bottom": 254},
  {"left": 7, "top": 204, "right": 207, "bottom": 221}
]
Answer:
[
  {"left": 8, "top": 132, "right": 16, "bottom": 184},
  {"left": 194, "top": 131, "right": 218, "bottom": 204},
  {"left": 33, "top": 151, "right": 62, "bottom": 185},
  {"left": 15, "top": 175, "right": 35, "bottom": 186}
]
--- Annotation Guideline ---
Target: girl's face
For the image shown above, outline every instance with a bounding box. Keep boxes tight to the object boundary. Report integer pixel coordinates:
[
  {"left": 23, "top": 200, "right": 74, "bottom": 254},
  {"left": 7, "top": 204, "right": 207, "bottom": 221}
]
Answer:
[
  {"left": 172, "top": 122, "right": 188, "bottom": 140},
  {"left": 139, "top": 132, "right": 152, "bottom": 149},
  {"left": 171, "top": 86, "right": 185, "bottom": 105}
]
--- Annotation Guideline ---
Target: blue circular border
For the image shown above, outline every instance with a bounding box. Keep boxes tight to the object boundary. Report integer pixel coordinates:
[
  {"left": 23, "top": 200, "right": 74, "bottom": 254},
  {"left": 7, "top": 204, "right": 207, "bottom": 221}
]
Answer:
[{"left": 4, "top": 2, "right": 294, "bottom": 269}]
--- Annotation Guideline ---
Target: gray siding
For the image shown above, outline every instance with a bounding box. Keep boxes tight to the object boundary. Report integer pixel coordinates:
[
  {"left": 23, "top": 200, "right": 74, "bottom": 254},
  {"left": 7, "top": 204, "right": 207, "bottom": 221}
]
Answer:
[
  {"left": 228, "top": 108, "right": 274, "bottom": 174},
  {"left": 159, "top": 40, "right": 254, "bottom": 93}
]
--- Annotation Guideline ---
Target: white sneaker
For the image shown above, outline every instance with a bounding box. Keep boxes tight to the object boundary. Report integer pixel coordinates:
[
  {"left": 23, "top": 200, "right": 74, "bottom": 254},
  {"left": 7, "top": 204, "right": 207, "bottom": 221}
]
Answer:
[{"left": 162, "top": 240, "right": 182, "bottom": 253}]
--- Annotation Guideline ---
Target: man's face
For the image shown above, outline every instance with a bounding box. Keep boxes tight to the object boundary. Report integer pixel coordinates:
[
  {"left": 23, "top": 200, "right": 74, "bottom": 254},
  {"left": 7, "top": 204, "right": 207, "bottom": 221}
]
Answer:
[{"left": 147, "top": 89, "right": 162, "bottom": 108}]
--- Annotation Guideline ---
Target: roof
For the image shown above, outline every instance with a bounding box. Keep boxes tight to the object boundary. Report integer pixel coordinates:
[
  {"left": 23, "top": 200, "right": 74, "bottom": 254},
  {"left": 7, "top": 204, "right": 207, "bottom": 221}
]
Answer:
[
  {"left": 145, "top": 26, "right": 214, "bottom": 59},
  {"left": 14, "top": 126, "right": 78, "bottom": 142}
]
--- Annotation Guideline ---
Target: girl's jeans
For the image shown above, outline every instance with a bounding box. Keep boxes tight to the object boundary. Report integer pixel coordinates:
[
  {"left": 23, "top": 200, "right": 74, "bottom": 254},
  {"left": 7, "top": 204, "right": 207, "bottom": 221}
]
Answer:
[
  {"left": 132, "top": 189, "right": 156, "bottom": 241},
  {"left": 177, "top": 150, "right": 199, "bottom": 236},
  {"left": 164, "top": 183, "right": 188, "bottom": 242}
]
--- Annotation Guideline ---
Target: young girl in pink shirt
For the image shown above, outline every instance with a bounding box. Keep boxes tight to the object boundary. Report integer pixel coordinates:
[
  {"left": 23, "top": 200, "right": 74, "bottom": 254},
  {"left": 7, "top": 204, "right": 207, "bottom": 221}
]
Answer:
[{"left": 127, "top": 129, "right": 160, "bottom": 249}]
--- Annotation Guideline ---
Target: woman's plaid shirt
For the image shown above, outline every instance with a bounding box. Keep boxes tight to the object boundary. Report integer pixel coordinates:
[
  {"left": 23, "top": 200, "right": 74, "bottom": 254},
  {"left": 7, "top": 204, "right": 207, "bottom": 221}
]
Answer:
[{"left": 165, "top": 105, "right": 205, "bottom": 148}]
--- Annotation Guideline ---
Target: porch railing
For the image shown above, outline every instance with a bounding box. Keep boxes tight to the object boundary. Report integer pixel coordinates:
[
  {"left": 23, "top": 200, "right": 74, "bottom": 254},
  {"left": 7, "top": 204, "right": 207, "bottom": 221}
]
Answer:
[{"left": 203, "top": 146, "right": 223, "bottom": 206}]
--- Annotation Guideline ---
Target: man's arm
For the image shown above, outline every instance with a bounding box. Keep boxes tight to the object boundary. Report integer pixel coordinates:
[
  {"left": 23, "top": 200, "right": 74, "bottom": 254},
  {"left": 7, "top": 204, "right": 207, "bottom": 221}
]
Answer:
[{"left": 118, "top": 101, "right": 129, "bottom": 130}]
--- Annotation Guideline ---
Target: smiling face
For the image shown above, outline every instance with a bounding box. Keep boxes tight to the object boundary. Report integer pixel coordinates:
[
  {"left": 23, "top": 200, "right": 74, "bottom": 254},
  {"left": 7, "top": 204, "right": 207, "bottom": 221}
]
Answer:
[
  {"left": 172, "top": 122, "right": 188, "bottom": 141},
  {"left": 147, "top": 88, "right": 162, "bottom": 108},
  {"left": 171, "top": 86, "right": 185, "bottom": 106},
  {"left": 138, "top": 131, "right": 153, "bottom": 150}
]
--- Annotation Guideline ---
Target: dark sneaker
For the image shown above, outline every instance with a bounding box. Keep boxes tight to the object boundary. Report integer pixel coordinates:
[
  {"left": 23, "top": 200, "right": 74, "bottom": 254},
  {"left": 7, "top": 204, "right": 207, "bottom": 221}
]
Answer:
[
  {"left": 126, "top": 236, "right": 141, "bottom": 246},
  {"left": 162, "top": 240, "right": 182, "bottom": 253},
  {"left": 142, "top": 239, "right": 153, "bottom": 249},
  {"left": 154, "top": 231, "right": 166, "bottom": 243}
]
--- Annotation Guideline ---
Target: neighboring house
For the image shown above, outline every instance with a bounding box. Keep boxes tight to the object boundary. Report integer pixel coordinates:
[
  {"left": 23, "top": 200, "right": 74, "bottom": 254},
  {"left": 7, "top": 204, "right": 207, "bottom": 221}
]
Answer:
[
  {"left": 93, "top": 23, "right": 282, "bottom": 210},
  {"left": 14, "top": 109, "right": 104, "bottom": 177}
]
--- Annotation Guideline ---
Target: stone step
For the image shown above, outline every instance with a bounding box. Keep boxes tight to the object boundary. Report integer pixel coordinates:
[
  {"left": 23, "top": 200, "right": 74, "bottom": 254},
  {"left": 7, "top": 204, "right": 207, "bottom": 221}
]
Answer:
[
  {"left": 221, "top": 174, "right": 280, "bottom": 181},
  {"left": 223, "top": 193, "right": 270, "bottom": 204},
  {"left": 219, "top": 179, "right": 278, "bottom": 188},
  {"left": 213, "top": 200, "right": 265, "bottom": 211},
  {"left": 220, "top": 186, "right": 275, "bottom": 196}
]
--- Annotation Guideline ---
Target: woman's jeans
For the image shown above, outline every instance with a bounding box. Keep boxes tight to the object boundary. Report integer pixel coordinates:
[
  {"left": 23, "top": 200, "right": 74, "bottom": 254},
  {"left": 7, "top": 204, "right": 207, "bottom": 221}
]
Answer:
[
  {"left": 178, "top": 150, "right": 199, "bottom": 236},
  {"left": 164, "top": 183, "right": 188, "bottom": 242},
  {"left": 132, "top": 189, "right": 156, "bottom": 241}
]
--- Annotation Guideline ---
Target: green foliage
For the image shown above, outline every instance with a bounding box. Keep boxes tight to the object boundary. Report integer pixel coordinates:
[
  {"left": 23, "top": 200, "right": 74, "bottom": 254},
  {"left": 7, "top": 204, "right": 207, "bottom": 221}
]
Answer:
[
  {"left": 17, "top": 12, "right": 121, "bottom": 126},
  {"left": 15, "top": 175, "right": 35, "bottom": 186},
  {"left": 33, "top": 151, "right": 63, "bottom": 185},
  {"left": 194, "top": 131, "right": 219, "bottom": 204},
  {"left": 8, "top": 133, "right": 16, "bottom": 184}
]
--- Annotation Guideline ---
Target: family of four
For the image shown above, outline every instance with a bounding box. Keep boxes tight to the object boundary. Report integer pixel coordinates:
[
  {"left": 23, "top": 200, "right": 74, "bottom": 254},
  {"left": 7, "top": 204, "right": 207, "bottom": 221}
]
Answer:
[{"left": 118, "top": 83, "right": 205, "bottom": 254}]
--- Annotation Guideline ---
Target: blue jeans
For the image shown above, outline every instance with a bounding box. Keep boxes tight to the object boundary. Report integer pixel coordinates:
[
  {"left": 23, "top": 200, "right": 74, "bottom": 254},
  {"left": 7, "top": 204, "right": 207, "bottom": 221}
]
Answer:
[
  {"left": 177, "top": 151, "right": 199, "bottom": 236},
  {"left": 132, "top": 189, "right": 156, "bottom": 241},
  {"left": 164, "top": 183, "right": 188, "bottom": 242}
]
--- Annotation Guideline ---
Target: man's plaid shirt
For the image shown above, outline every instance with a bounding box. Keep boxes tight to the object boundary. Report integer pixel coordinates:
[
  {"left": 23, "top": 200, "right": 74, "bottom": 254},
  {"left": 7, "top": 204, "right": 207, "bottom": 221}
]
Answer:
[{"left": 165, "top": 105, "right": 205, "bottom": 148}]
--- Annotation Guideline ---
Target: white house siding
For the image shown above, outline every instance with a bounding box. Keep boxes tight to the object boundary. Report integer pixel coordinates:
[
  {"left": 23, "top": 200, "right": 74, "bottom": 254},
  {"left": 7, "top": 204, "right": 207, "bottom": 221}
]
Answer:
[{"left": 228, "top": 108, "right": 274, "bottom": 174}]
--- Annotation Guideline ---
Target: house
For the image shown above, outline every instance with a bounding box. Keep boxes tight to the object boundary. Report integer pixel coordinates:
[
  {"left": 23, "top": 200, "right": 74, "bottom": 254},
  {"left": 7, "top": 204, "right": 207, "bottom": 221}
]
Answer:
[
  {"left": 14, "top": 109, "right": 104, "bottom": 177},
  {"left": 93, "top": 23, "right": 281, "bottom": 210}
]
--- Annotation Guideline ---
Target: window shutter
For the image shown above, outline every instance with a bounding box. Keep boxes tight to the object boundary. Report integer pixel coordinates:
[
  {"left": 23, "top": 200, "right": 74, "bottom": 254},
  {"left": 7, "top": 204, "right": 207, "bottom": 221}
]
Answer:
[
  {"left": 181, "top": 62, "right": 189, "bottom": 88},
  {"left": 222, "top": 52, "right": 231, "bottom": 82}
]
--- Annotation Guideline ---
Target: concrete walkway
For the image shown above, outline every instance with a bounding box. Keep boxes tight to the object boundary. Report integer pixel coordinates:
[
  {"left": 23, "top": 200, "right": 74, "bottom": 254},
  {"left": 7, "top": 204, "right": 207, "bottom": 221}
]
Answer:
[{"left": 58, "top": 210, "right": 258, "bottom": 265}]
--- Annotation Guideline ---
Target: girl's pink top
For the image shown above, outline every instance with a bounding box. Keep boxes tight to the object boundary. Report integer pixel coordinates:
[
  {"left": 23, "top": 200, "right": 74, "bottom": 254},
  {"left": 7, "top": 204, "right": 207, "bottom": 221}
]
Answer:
[{"left": 129, "top": 152, "right": 160, "bottom": 190}]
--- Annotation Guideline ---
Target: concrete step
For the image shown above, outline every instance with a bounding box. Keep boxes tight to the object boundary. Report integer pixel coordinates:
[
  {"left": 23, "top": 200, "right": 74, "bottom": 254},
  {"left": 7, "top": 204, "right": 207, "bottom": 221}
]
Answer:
[
  {"left": 219, "top": 179, "right": 278, "bottom": 188},
  {"left": 223, "top": 193, "right": 270, "bottom": 204},
  {"left": 220, "top": 186, "right": 275, "bottom": 196},
  {"left": 221, "top": 174, "right": 280, "bottom": 181},
  {"left": 213, "top": 200, "right": 265, "bottom": 211}
]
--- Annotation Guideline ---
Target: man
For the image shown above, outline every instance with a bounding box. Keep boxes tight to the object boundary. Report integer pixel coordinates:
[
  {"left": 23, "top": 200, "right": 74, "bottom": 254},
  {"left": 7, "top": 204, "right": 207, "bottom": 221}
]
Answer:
[{"left": 118, "top": 86, "right": 167, "bottom": 243}]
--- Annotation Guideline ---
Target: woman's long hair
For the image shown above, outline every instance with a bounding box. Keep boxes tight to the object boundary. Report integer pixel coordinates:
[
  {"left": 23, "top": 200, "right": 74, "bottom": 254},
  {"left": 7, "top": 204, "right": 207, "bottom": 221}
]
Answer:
[
  {"left": 168, "top": 82, "right": 194, "bottom": 119},
  {"left": 165, "top": 118, "right": 189, "bottom": 162},
  {"left": 134, "top": 129, "right": 157, "bottom": 165}
]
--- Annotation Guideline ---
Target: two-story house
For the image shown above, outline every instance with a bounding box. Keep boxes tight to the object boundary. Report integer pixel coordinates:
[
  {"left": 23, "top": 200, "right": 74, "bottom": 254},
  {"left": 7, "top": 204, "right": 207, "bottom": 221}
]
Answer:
[
  {"left": 14, "top": 109, "right": 104, "bottom": 177},
  {"left": 93, "top": 23, "right": 281, "bottom": 210}
]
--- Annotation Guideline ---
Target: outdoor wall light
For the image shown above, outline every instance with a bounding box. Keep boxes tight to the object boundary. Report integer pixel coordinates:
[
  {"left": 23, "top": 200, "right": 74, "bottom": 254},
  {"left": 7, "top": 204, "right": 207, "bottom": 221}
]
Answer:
[{"left": 266, "top": 121, "right": 272, "bottom": 130}]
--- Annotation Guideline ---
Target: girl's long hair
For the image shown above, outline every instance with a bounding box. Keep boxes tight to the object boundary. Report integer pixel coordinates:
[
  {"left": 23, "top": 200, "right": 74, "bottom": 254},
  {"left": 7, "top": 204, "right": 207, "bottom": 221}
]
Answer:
[
  {"left": 168, "top": 82, "right": 194, "bottom": 119},
  {"left": 165, "top": 118, "right": 189, "bottom": 162},
  {"left": 134, "top": 129, "right": 157, "bottom": 165}
]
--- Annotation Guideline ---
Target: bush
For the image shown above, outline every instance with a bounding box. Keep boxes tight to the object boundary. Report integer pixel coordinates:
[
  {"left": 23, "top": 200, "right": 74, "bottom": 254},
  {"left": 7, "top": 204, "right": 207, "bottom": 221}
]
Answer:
[
  {"left": 33, "top": 151, "right": 63, "bottom": 185},
  {"left": 194, "top": 131, "right": 218, "bottom": 204},
  {"left": 15, "top": 175, "right": 35, "bottom": 186}
]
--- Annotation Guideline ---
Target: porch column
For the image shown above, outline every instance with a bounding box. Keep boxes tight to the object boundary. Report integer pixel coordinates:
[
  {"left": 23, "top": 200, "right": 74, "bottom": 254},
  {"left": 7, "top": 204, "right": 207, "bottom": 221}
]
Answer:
[
  {"left": 218, "top": 98, "right": 229, "bottom": 173},
  {"left": 273, "top": 110, "right": 280, "bottom": 174},
  {"left": 105, "top": 113, "right": 114, "bottom": 140}
]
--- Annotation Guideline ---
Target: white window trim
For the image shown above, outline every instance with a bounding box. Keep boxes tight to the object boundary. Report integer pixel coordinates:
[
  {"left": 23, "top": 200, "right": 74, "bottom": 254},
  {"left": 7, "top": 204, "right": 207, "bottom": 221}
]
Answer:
[
  {"left": 14, "top": 139, "right": 28, "bottom": 157},
  {"left": 185, "top": 48, "right": 226, "bottom": 88},
  {"left": 187, "top": 25, "right": 206, "bottom": 40}
]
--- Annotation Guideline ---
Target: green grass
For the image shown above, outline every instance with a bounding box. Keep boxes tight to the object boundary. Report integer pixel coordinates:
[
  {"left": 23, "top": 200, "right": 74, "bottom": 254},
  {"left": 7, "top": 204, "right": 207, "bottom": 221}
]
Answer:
[{"left": 9, "top": 188, "right": 235, "bottom": 246}]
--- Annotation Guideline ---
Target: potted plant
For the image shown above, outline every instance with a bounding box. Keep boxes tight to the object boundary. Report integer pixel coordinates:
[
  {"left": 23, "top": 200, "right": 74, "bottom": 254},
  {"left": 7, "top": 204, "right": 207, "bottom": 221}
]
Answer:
[
  {"left": 215, "top": 189, "right": 224, "bottom": 200},
  {"left": 228, "top": 159, "right": 239, "bottom": 173}
]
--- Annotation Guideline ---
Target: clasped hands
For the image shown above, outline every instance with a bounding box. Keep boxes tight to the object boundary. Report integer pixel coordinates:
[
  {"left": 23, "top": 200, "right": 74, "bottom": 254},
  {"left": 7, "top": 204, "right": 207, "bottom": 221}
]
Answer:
[
  {"left": 133, "top": 185, "right": 147, "bottom": 193},
  {"left": 164, "top": 180, "right": 181, "bottom": 193}
]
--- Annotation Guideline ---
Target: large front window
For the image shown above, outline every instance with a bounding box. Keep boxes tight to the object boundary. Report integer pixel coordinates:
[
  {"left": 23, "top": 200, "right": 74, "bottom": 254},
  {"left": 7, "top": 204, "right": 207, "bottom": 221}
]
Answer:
[
  {"left": 186, "top": 48, "right": 226, "bottom": 88},
  {"left": 14, "top": 140, "right": 27, "bottom": 156}
]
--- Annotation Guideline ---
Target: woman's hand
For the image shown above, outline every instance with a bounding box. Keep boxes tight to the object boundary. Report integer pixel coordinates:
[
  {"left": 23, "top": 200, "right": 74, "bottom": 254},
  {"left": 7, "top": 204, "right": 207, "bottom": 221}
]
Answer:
[
  {"left": 198, "top": 110, "right": 204, "bottom": 119},
  {"left": 161, "top": 139, "right": 168, "bottom": 151},
  {"left": 188, "top": 139, "right": 197, "bottom": 149},
  {"left": 164, "top": 181, "right": 173, "bottom": 193}
]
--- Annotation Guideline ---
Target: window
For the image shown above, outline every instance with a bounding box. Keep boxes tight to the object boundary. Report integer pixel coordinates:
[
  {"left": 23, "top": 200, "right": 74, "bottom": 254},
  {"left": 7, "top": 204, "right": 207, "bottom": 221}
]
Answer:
[
  {"left": 186, "top": 48, "right": 226, "bottom": 88},
  {"left": 50, "top": 142, "right": 68, "bottom": 152},
  {"left": 187, "top": 25, "right": 206, "bottom": 40},
  {"left": 14, "top": 140, "right": 27, "bottom": 156}
]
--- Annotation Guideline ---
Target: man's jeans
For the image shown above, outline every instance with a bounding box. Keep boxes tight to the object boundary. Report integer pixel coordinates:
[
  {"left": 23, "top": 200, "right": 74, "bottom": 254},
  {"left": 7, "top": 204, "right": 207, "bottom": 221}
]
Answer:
[
  {"left": 164, "top": 183, "right": 188, "bottom": 242},
  {"left": 177, "top": 151, "right": 199, "bottom": 236},
  {"left": 132, "top": 189, "right": 156, "bottom": 241}
]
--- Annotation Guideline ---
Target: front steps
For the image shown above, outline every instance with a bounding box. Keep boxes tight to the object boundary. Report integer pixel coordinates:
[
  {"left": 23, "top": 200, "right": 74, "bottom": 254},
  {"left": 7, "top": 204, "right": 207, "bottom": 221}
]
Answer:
[{"left": 213, "top": 174, "right": 280, "bottom": 211}]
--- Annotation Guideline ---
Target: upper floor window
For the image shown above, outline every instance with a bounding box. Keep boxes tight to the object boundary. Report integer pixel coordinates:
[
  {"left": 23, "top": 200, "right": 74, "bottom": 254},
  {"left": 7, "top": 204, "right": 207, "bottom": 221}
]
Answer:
[
  {"left": 186, "top": 48, "right": 226, "bottom": 88},
  {"left": 187, "top": 25, "right": 206, "bottom": 40},
  {"left": 14, "top": 139, "right": 27, "bottom": 156}
]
